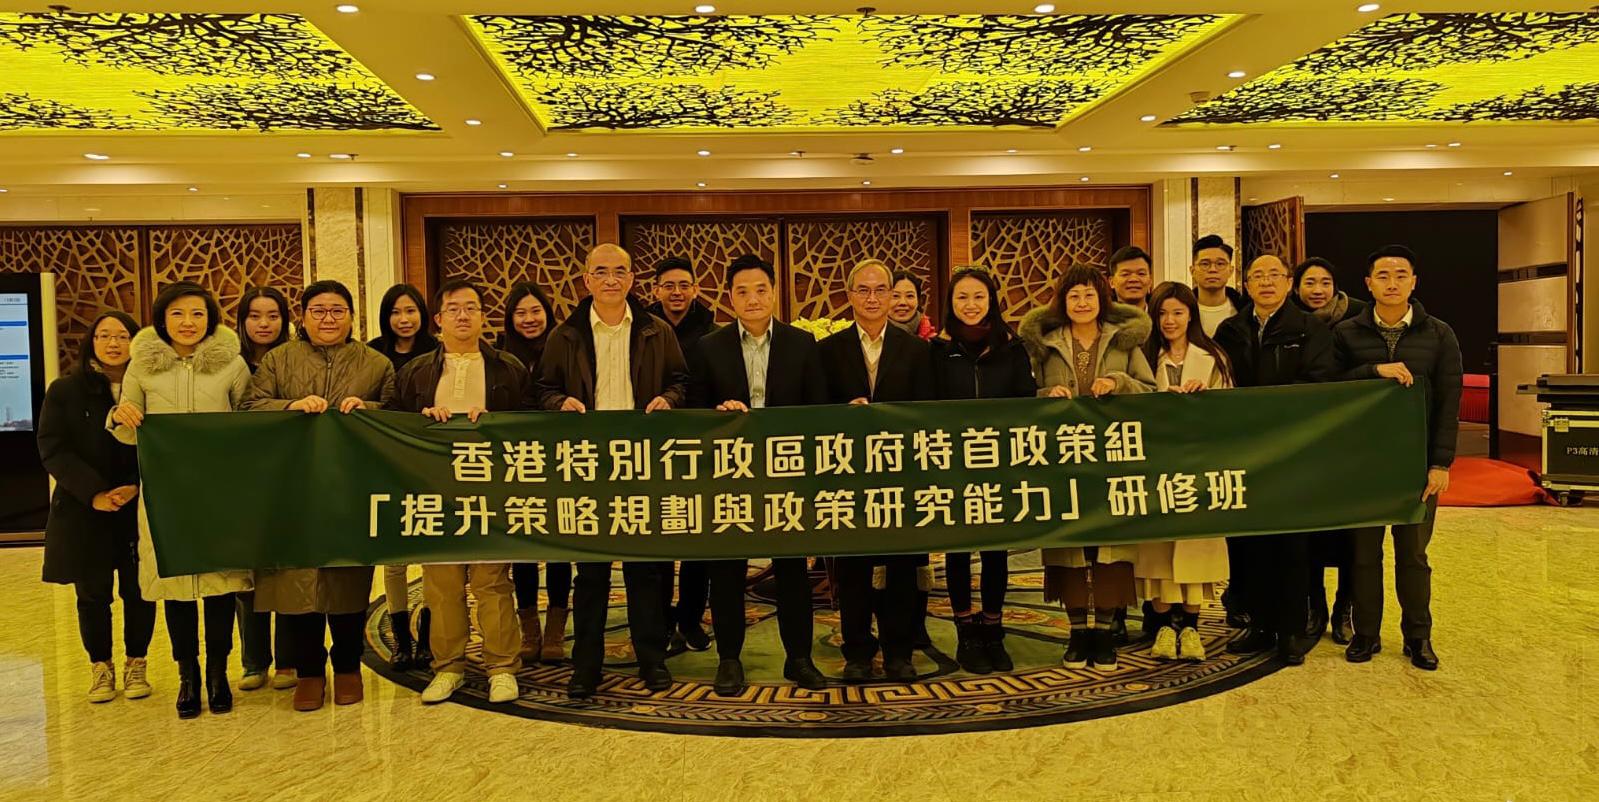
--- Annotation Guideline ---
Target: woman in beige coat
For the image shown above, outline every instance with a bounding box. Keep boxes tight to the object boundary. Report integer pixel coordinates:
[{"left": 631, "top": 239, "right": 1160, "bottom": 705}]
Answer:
[
  {"left": 1019, "top": 264, "right": 1155, "bottom": 671},
  {"left": 1134, "top": 283, "right": 1232, "bottom": 662},
  {"left": 110, "top": 282, "right": 252, "bottom": 719},
  {"left": 242, "top": 279, "right": 396, "bottom": 712}
]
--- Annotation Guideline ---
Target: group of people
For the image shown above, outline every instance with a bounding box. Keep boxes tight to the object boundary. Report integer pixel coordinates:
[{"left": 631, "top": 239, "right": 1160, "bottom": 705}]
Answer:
[{"left": 37, "top": 231, "right": 1461, "bottom": 717}]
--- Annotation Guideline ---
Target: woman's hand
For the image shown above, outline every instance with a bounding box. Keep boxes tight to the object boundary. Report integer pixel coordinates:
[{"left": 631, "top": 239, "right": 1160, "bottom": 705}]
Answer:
[
  {"left": 337, "top": 396, "right": 365, "bottom": 414},
  {"left": 1090, "top": 377, "right": 1117, "bottom": 398},
  {"left": 1043, "top": 385, "right": 1072, "bottom": 399},
  {"left": 288, "top": 395, "right": 328, "bottom": 414},
  {"left": 1175, "top": 379, "right": 1207, "bottom": 394},
  {"left": 110, "top": 403, "right": 143, "bottom": 430}
]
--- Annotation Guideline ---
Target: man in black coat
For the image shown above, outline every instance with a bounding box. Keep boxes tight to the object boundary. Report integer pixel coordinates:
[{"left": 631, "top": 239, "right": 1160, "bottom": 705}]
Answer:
[
  {"left": 687, "top": 255, "right": 829, "bottom": 695},
  {"left": 646, "top": 256, "right": 720, "bottom": 653},
  {"left": 1214, "top": 254, "right": 1339, "bottom": 665},
  {"left": 817, "top": 258, "right": 935, "bottom": 682},
  {"left": 1334, "top": 244, "right": 1462, "bottom": 671}
]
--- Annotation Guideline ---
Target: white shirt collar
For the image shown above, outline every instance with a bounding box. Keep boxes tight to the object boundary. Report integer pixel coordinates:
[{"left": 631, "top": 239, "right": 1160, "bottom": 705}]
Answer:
[
  {"left": 1376, "top": 304, "right": 1415, "bottom": 328},
  {"left": 857, "top": 322, "right": 887, "bottom": 345},
  {"left": 737, "top": 320, "right": 772, "bottom": 345},
  {"left": 590, "top": 304, "right": 633, "bottom": 331}
]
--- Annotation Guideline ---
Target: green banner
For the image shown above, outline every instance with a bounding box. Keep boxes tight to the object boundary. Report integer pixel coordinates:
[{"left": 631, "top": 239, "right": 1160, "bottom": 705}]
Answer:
[{"left": 138, "top": 380, "right": 1428, "bottom": 577}]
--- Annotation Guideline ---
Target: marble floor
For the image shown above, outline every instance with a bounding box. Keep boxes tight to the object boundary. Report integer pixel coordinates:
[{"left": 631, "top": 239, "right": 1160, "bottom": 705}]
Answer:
[{"left": 0, "top": 506, "right": 1595, "bottom": 802}]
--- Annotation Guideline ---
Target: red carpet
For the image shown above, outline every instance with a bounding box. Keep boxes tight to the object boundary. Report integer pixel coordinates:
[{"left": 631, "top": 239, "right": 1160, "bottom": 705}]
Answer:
[{"left": 1439, "top": 457, "right": 1554, "bottom": 507}]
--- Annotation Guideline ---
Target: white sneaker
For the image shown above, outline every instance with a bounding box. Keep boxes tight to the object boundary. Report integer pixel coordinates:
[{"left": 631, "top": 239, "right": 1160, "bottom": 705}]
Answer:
[
  {"left": 421, "top": 671, "right": 465, "bottom": 704},
  {"left": 122, "top": 658, "right": 151, "bottom": 699},
  {"left": 488, "top": 673, "right": 519, "bottom": 704},
  {"left": 270, "top": 668, "right": 298, "bottom": 690},
  {"left": 88, "top": 661, "right": 116, "bottom": 703},
  {"left": 1178, "top": 627, "right": 1206, "bottom": 661},
  {"left": 1150, "top": 626, "right": 1178, "bottom": 660},
  {"left": 239, "top": 671, "right": 267, "bottom": 691}
]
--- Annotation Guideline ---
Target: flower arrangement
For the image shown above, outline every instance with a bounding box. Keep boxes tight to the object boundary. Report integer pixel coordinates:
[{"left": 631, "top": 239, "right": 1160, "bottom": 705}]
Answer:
[{"left": 790, "top": 317, "right": 852, "bottom": 340}]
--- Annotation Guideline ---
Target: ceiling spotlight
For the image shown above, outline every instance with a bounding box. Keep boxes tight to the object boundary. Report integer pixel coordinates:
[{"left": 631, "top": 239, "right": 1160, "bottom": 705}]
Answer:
[
  {"left": 1504, "top": 170, "right": 1514, "bottom": 176},
  {"left": 696, "top": 181, "right": 708, "bottom": 188},
  {"left": 497, "top": 183, "right": 508, "bottom": 189},
  {"left": 790, "top": 150, "right": 805, "bottom": 157},
  {"left": 890, "top": 147, "right": 905, "bottom": 155},
  {"left": 1006, "top": 148, "right": 1018, "bottom": 154},
  {"left": 1329, "top": 173, "right": 1340, "bottom": 179},
  {"left": 1216, "top": 145, "right": 1234, "bottom": 151},
  {"left": 1139, "top": 114, "right": 1158, "bottom": 122},
  {"left": 295, "top": 152, "right": 312, "bottom": 158},
  {"left": 694, "top": 4, "right": 716, "bottom": 12},
  {"left": 1227, "top": 70, "right": 1247, "bottom": 78},
  {"left": 186, "top": 186, "right": 198, "bottom": 192},
  {"left": 1447, "top": 141, "right": 1462, "bottom": 147},
  {"left": 330, "top": 153, "right": 352, "bottom": 159},
  {"left": 1383, "top": 197, "right": 1395, "bottom": 202},
  {"left": 1077, "top": 145, "right": 1093, "bottom": 152},
  {"left": 861, "top": 180, "right": 872, "bottom": 186},
  {"left": 335, "top": 4, "right": 359, "bottom": 13},
  {"left": 1079, "top": 176, "right": 1090, "bottom": 182},
  {"left": 415, "top": 72, "right": 435, "bottom": 81},
  {"left": 499, "top": 151, "right": 515, "bottom": 157},
  {"left": 696, "top": 149, "right": 711, "bottom": 157},
  {"left": 1425, "top": 143, "right": 1438, "bottom": 148},
  {"left": 566, "top": 152, "right": 578, "bottom": 158},
  {"left": 1267, "top": 143, "right": 1282, "bottom": 150},
  {"left": 1357, "top": 3, "right": 1381, "bottom": 11},
  {"left": 1034, "top": 3, "right": 1056, "bottom": 12},
  {"left": 0, "top": 188, "right": 7, "bottom": 193},
  {"left": 464, "top": 118, "right": 482, "bottom": 126},
  {"left": 83, "top": 152, "right": 110, "bottom": 160}
]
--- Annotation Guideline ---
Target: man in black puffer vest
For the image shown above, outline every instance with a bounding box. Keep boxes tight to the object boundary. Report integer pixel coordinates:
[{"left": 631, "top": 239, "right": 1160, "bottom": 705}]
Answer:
[{"left": 1334, "top": 244, "right": 1462, "bottom": 672}]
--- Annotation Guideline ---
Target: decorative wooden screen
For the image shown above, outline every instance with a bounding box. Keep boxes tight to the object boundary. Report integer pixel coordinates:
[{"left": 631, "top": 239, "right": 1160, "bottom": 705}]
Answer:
[
  {"left": 435, "top": 218, "right": 597, "bottom": 330},
  {"left": 1242, "top": 196, "right": 1306, "bottom": 269},
  {"left": 148, "top": 224, "right": 305, "bottom": 331},
  {"left": 784, "top": 217, "right": 940, "bottom": 323},
  {"left": 0, "top": 226, "right": 142, "bottom": 369},
  {"left": 970, "top": 211, "right": 1116, "bottom": 324},
  {"left": 622, "top": 218, "right": 781, "bottom": 322}
]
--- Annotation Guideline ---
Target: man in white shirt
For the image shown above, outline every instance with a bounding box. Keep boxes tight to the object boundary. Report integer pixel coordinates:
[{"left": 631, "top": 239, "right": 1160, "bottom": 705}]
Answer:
[{"left": 1190, "top": 234, "right": 1244, "bottom": 337}]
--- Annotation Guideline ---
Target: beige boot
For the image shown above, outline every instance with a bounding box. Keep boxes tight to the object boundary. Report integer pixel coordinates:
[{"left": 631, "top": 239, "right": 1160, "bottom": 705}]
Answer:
[
  {"left": 541, "top": 606, "right": 568, "bottom": 662},
  {"left": 517, "top": 608, "right": 542, "bottom": 662}
]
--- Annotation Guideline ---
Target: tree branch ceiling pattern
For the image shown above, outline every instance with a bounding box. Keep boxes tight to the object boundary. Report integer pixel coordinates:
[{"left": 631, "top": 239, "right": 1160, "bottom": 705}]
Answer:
[
  {"left": 465, "top": 14, "right": 1231, "bottom": 131},
  {"left": 0, "top": 13, "right": 437, "bottom": 132},
  {"left": 1170, "top": 12, "right": 1599, "bottom": 126}
]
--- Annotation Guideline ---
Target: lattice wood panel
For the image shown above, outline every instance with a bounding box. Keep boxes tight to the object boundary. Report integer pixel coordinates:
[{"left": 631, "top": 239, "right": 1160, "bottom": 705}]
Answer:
[
  {"left": 148, "top": 224, "right": 305, "bottom": 332},
  {"left": 622, "top": 218, "right": 781, "bottom": 322},
  {"left": 970, "top": 212, "right": 1115, "bottom": 325},
  {"left": 0, "top": 226, "right": 141, "bottom": 369},
  {"left": 1242, "top": 196, "right": 1305, "bottom": 270},
  {"left": 785, "top": 217, "right": 939, "bottom": 322},
  {"left": 437, "top": 218, "right": 596, "bottom": 329}
]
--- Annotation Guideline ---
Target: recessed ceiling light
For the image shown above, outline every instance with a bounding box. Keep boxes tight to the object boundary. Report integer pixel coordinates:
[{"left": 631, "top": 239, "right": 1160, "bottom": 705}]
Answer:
[
  {"left": 696, "top": 149, "right": 711, "bottom": 157},
  {"left": 1006, "top": 149, "right": 1018, "bottom": 154},
  {"left": 497, "top": 183, "right": 508, "bottom": 189},
  {"left": 1139, "top": 114, "right": 1158, "bottom": 122},
  {"left": 1267, "top": 143, "right": 1282, "bottom": 150},
  {"left": 295, "top": 152, "right": 311, "bottom": 158},
  {"left": 1383, "top": 197, "right": 1395, "bottom": 202},
  {"left": 335, "top": 4, "right": 359, "bottom": 13},
  {"left": 862, "top": 180, "right": 872, "bottom": 186},
  {"left": 1425, "top": 143, "right": 1438, "bottom": 149},
  {"left": 1079, "top": 176, "right": 1090, "bottom": 182},
  {"left": 464, "top": 119, "right": 482, "bottom": 126},
  {"left": 890, "top": 147, "right": 905, "bottom": 155},
  {"left": 1503, "top": 170, "right": 1514, "bottom": 176},
  {"left": 1329, "top": 173, "right": 1340, "bottom": 179},
  {"left": 329, "top": 153, "right": 352, "bottom": 159},
  {"left": 565, "top": 152, "right": 578, "bottom": 158},
  {"left": 1357, "top": 3, "right": 1381, "bottom": 12},
  {"left": 415, "top": 72, "right": 435, "bottom": 81},
  {"left": 1227, "top": 70, "right": 1247, "bottom": 79},
  {"left": 499, "top": 151, "right": 515, "bottom": 158},
  {"left": 696, "top": 181, "right": 708, "bottom": 188},
  {"left": 1077, "top": 145, "right": 1093, "bottom": 152},
  {"left": 0, "top": 188, "right": 7, "bottom": 193},
  {"left": 84, "top": 207, "right": 100, "bottom": 212},
  {"left": 1447, "top": 141, "right": 1462, "bottom": 147},
  {"left": 789, "top": 150, "right": 804, "bottom": 157},
  {"left": 186, "top": 186, "right": 198, "bottom": 192},
  {"left": 1216, "top": 145, "right": 1234, "bottom": 151},
  {"left": 1034, "top": 3, "right": 1056, "bottom": 12},
  {"left": 221, "top": 197, "right": 231, "bottom": 201},
  {"left": 694, "top": 4, "right": 716, "bottom": 12},
  {"left": 83, "top": 152, "right": 110, "bottom": 160}
]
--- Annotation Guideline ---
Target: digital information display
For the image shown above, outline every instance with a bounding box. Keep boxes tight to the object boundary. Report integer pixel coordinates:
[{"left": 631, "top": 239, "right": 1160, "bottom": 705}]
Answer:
[{"left": 0, "top": 293, "right": 33, "bottom": 432}]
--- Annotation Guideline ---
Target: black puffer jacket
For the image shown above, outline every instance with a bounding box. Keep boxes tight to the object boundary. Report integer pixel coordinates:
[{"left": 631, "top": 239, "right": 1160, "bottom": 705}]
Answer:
[
  {"left": 1334, "top": 301, "right": 1463, "bottom": 468},
  {"left": 37, "top": 369, "right": 139, "bottom": 585},
  {"left": 929, "top": 334, "right": 1037, "bottom": 401},
  {"left": 1214, "top": 300, "right": 1339, "bottom": 388}
]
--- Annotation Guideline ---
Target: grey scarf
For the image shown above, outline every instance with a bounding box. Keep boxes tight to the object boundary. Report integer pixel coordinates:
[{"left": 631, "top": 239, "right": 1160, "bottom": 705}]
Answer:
[{"left": 1308, "top": 291, "right": 1350, "bottom": 325}]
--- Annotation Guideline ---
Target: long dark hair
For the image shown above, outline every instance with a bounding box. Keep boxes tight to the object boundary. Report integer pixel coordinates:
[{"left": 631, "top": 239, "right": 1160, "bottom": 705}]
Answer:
[
  {"left": 940, "top": 264, "right": 1013, "bottom": 353},
  {"left": 498, "top": 281, "right": 556, "bottom": 369},
  {"left": 151, "top": 281, "right": 221, "bottom": 345},
  {"left": 373, "top": 283, "right": 436, "bottom": 355},
  {"left": 1144, "top": 282, "right": 1234, "bottom": 387},
  {"left": 1051, "top": 264, "right": 1113, "bottom": 327},
  {"left": 236, "top": 286, "right": 292, "bottom": 365},
  {"left": 78, "top": 310, "right": 140, "bottom": 389}
]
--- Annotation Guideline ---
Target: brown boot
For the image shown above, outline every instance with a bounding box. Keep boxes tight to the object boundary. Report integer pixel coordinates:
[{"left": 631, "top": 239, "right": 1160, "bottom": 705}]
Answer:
[
  {"left": 541, "top": 606, "right": 568, "bottom": 662},
  {"left": 518, "top": 608, "right": 543, "bottom": 663},
  {"left": 292, "top": 675, "right": 326, "bottom": 712},
  {"left": 332, "top": 671, "right": 363, "bottom": 705}
]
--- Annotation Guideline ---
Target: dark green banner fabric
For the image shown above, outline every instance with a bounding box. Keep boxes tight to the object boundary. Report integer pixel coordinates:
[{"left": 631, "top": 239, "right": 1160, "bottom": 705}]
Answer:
[{"left": 138, "top": 380, "right": 1427, "bottom": 576}]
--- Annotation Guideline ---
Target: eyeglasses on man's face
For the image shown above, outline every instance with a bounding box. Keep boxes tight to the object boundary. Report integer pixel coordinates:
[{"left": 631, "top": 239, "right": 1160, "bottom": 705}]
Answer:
[
  {"left": 589, "top": 266, "right": 632, "bottom": 282},
  {"left": 851, "top": 287, "right": 891, "bottom": 299},
  {"left": 441, "top": 304, "right": 482, "bottom": 318},
  {"left": 1248, "top": 271, "right": 1290, "bottom": 285}
]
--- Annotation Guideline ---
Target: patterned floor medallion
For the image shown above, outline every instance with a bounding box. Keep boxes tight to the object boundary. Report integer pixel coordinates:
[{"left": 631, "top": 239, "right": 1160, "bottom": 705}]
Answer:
[{"left": 363, "top": 557, "right": 1282, "bottom": 738}]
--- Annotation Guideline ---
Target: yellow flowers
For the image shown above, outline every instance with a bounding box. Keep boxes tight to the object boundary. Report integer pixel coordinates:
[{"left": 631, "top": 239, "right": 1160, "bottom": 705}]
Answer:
[{"left": 790, "top": 317, "right": 852, "bottom": 340}]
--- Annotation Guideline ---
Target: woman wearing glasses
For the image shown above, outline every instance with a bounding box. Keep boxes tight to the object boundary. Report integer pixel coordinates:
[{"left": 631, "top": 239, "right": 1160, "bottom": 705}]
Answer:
[
  {"left": 39, "top": 311, "right": 155, "bottom": 705},
  {"left": 109, "top": 283, "right": 255, "bottom": 718},
  {"left": 1020, "top": 264, "right": 1155, "bottom": 671},
  {"left": 244, "top": 279, "right": 396, "bottom": 712}
]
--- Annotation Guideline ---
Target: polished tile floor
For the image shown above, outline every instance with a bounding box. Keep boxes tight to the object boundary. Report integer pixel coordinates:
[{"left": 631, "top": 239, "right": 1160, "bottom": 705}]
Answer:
[{"left": 1, "top": 506, "right": 1595, "bottom": 802}]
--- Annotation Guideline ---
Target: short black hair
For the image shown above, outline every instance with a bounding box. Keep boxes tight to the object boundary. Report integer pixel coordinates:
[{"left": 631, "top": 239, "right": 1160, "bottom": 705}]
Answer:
[
  {"left": 1193, "top": 234, "right": 1234, "bottom": 260},
  {"left": 1366, "top": 244, "right": 1419, "bottom": 275},
  {"left": 434, "top": 278, "right": 483, "bottom": 310},
  {"left": 655, "top": 256, "right": 694, "bottom": 280},
  {"left": 301, "top": 279, "right": 354, "bottom": 312},
  {"left": 890, "top": 270, "right": 923, "bottom": 294},
  {"left": 151, "top": 281, "right": 221, "bottom": 345},
  {"left": 726, "top": 254, "right": 775, "bottom": 285},
  {"left": 1293, "top": 256, "right": 1338, "bottom": 286},
  {"left": 80, "top": 309, "right": 140, "bottom": 375},
  {"left": 1108, "top": 245, "right": 1152, "bottom": 272}
]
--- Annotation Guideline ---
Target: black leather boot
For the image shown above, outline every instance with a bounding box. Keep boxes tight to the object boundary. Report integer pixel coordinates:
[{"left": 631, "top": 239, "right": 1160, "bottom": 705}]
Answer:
[
  {"left": 414, "top": 607, "right": 434, "bottom": 667},
  {"left": 1330, "top": 598, "right": 1354, "bottom": 645},
  {"left": 389, "top": 610, "right": 415, "bottom": 671},
  {"left": 175, "top": 659, "right": 201, "bottom": 719},
  {"left": 206, "top": 660, "right": 233, "bottom": 714}
]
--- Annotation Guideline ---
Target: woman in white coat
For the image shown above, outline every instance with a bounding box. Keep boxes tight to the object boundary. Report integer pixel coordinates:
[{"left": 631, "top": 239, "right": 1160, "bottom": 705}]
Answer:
[
  {"left": 1134, "top": 282, "right": 1233, "bottom": 661},
  {"left": 110, "top": 281, "right": 252, "bottom": 719}
]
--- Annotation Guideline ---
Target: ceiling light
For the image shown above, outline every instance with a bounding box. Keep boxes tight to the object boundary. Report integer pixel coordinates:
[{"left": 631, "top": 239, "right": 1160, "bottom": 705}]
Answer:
[
  {"left": 1267, "top": 143, "right": 1282, "bottom": 150},
  {"left": 1227, "top": 70, "right": 1247, "bottom": 78},
  {"left": 1079, "top": 176, "right": 1090, "bottom": 182},
  {"left": 1447, "top": 141, "right": 1462, "bottom": 147},
  {"left": 1077, "top": 145, "right": 1092, "bottom": 152},
  {"left": 1425, "top": 143, "right": 1438, "bottom": 149},
  {"left": 329, "top": 153, "right": 352, "bottom": 159},
  {"left": 186, "top": 186, "right": 198, "bottom": 192},
  {"left": 1006, "top": 149, "right": 1018, "bottom": 154},
  {"left": 83, "top": 152, "right": 109, "bottom": 160},
  {"left": 415, "top": 72, "right": 435, "bottom": 81},
  {"left": 1034, "top": 3, "right": 1056, "bottom": 12},
  {"left": 1329, "top": 173, "right": 1340, "bottom": 179},
  {"left": 497, "top": 183, "right": 508, "bottom": 189},
  {"left": 696, "top": 182, "right": 708, "bottom": 188},
  {"left": 335, "top": 4, "right": 359, "bottom": 13},
  {"left": 890, "top": 147, "right": 904, "bottom": 155},
  {"left": 789, "top": 150, "right": 804, "bottom": 157},
  {"left": 296, "top": 152, "right": 312, "bottom": 158},
  {"left": 1383, "top": 197, "right": 1395, "bottom": 202},
  {"left": 861, "top": 180, "right": 872, "bottom": 186},
  {"left": 1139, "top": 114, "right": 1158, "bottom": 122},
  {"left": 1504, "top": 170, "right": 1514, "bottom": 176},
  {"left": 464, "top": 119, "right": 482, "bottom": 126},
  {"left": 1216, "top": 145, "right": 1234, "bottom": 151},
  {"left": 0, "top": 188, "right": 7, "bottom": 193},
  {"left": 694, "top": 4, "right": 716, "bottom": 12},
  {"left": 566, "top": 152, "right": 578, "bottom": 158},
  {"left": 696, "top": 149, "right": 711, "bottom": 157},
  {"left": 84, "top": 207, "right": 100, "bottom": 212},
  {"left": 1357, "top": 3, "right": 1381, "bottom": 11},
  {"left": 499, "top": 151, "right": 515, "bottom": 157}
]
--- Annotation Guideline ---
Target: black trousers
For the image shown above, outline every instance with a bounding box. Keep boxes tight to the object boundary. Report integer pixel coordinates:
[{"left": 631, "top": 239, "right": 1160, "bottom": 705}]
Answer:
[
  {"left": 1225, "top": 532, "right": 1309, "bottom": 638},
  {"left": 280, "top": 611, "right": 365, "bottom": 677},
  {"left": 662, "top": 561, "right": 710, "bottom": 632},
  {"left": 234, "top": 591, "right": 290, "bottom": 674},
  {"left": 946, "top": 550, "right": 1008, "bottom": 616},
  {"left": 572, "top": 561, "right": 668, "bottom": 673},
  {"left": 1309, "top": 530, "right": 1355, "bottom": 613},
  {"left": 512, "top": 562, "right": 574, "bottom": 610},
  {"left": 709, "top": 558, "right": 813, "bottom": 661},
  {"left": 835, "top": 555, "right": 919, "bottom": 662},
  {"left": 1352, "top": 499, "right": 1437, "bottom": 640},
  {"left": 74, "top": 542, "right": 156, "bottom": 664},
  {"left": 164, "top": 595, "right": 235, "bottom": 664}
]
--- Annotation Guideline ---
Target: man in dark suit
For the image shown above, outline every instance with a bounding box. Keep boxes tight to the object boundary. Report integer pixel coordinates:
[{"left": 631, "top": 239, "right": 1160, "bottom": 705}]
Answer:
[
  {"left": 687, "top": 254, "right": 829, "bottom": 695},
  {"left": 817, "top": 258, "right": 935, "bottom": 682},
  {"left": 1214, "top": 254, "right": 1340, "bottom": 666}
]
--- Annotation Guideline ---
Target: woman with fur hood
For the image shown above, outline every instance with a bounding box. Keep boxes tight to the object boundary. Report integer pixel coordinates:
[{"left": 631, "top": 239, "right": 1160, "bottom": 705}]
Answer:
[
  {"left": 1019, "top": 264, "right": 1155, "bottom": 672},
  {"left": 109, "top": 282, "right": 253, "bottom": 719}
]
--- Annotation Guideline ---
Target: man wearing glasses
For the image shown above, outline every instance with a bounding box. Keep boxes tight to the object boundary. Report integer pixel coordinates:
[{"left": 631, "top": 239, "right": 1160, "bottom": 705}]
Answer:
[
  {"left": 644, "top": 256, "right": 720, "bottom": 655},
  {"left": 1213, "top": 254, "right": 1339, "bottom": 666},
  {"left": 536, "top": 243, "right": 690, "bottom": 700},
  {"left": 393, "top": 279, "right": 532, "bottom": 706},
  {"left": 1190, "top": 234, "right": 1246, "bottom": 337},
  {"left": 817, "top": 258, "right": 934, "bottom": 683}
]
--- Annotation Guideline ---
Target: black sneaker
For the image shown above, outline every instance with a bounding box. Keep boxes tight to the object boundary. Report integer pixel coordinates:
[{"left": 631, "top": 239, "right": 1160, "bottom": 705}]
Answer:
[
  {"left": 981, "top": 623, "right": 1014, "bottom": 673},
  {"left": 1062, "top": 629, "right": 1091, "bottom": 668},
  {"left": 1089, "top": 628, "right": 1118, "bottom": 670},
  {"left": 678, "top": 622, "right": 711, "bottom": 652},
  {"left": 955, "top": 622, "right": 993, "bottom": 674}
]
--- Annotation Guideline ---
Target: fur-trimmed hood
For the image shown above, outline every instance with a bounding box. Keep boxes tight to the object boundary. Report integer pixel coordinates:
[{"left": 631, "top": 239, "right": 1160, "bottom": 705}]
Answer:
[
  {"left": 1017, "top": 301, "right": 1152, "bottom": 367},
  {"left": 130, "top": 325, "right": 242, "bottom": 376}
]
